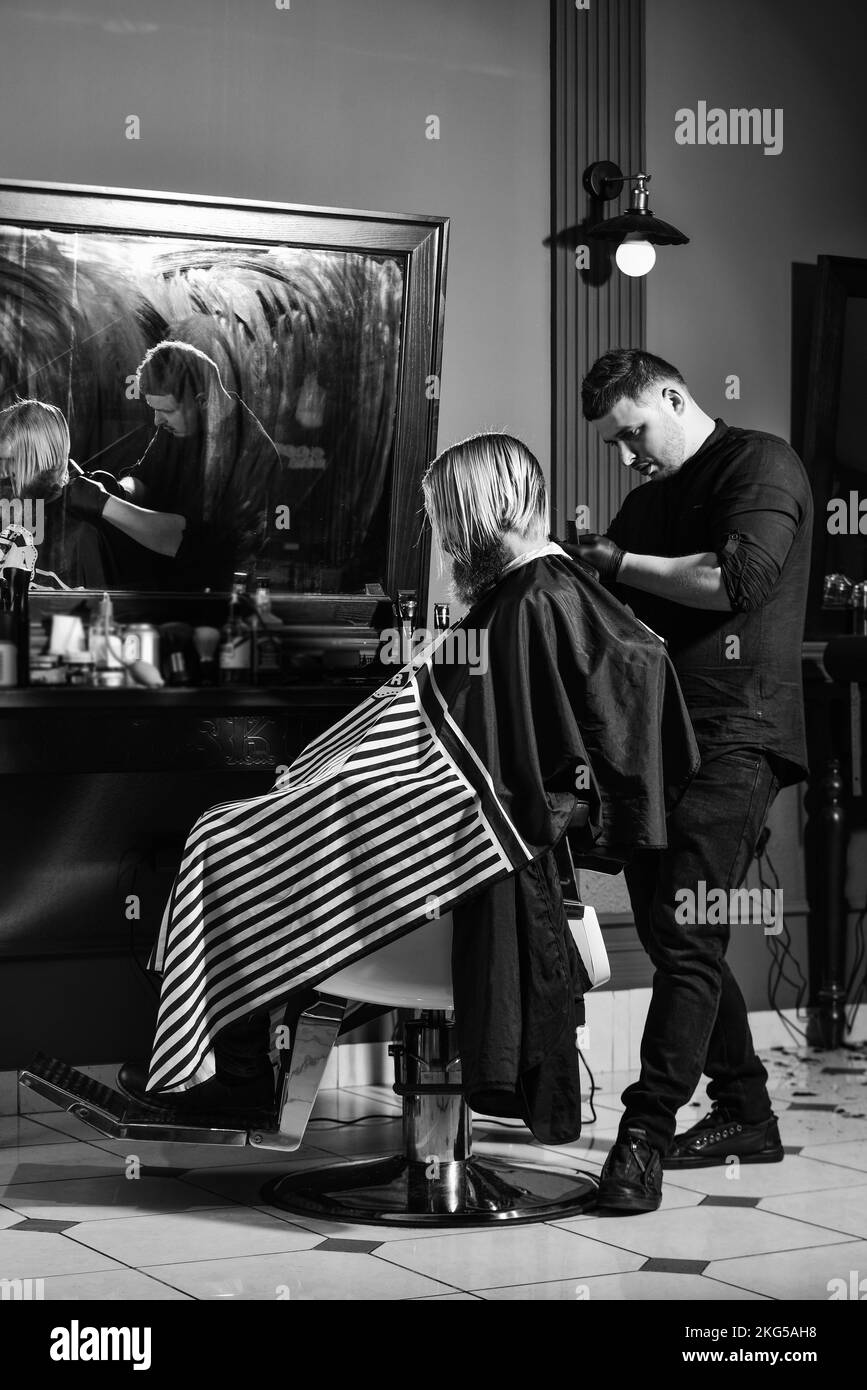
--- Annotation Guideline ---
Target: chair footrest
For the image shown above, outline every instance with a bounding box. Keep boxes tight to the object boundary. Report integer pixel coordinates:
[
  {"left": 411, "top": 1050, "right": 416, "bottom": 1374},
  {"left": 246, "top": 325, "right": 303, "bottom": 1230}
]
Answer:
[{"left": 18, "top": 1053, "right": 267, "bottom": 1147}]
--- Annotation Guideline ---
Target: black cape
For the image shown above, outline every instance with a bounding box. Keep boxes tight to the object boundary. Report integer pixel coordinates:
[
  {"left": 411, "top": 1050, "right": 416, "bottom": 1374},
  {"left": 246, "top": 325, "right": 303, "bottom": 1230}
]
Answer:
[{"left": 431, "top": 551, "right": 699, "bottom": 1143}]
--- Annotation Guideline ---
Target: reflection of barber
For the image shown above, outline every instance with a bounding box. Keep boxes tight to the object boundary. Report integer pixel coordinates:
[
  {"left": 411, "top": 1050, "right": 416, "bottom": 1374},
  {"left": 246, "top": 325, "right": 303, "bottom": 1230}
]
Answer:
[
  {"left": 572, "top": 349, "right": 813, "bottom": 1214},
  {"left": 0, "top": 400, "right": 184, "bottom": 588},
  {"left": 118, "top": 341, "right": 280, "bottom": 589}
]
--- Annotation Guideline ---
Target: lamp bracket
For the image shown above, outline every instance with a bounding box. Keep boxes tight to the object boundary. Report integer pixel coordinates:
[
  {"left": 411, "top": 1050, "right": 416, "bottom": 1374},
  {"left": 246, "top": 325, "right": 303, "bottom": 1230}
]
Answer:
[{"left": 583, "top": 162, "right": 652, "bottom": 202}]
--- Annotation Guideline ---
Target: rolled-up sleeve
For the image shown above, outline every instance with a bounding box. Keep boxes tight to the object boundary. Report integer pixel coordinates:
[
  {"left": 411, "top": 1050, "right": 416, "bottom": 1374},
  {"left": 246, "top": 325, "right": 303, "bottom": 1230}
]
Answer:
[{"left": 711, "top": 446, "right": 808, "bottom": 612}]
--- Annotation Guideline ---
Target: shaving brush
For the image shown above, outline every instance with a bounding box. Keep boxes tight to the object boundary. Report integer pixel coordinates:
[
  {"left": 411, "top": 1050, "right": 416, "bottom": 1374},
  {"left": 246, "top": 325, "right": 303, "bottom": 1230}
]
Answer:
[{"left": 193, "top": 626, "right": 221, "bottom": 686}]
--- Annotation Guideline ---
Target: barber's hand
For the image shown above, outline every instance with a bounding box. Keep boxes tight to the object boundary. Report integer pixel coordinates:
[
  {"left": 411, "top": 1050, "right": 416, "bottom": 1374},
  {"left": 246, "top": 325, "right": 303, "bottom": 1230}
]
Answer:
[
  {"left": 64, "top": 462, "right": 111, "bottom": 521},
  {"left": 573, "top": 533, "right": 625, "bottom": 584}
]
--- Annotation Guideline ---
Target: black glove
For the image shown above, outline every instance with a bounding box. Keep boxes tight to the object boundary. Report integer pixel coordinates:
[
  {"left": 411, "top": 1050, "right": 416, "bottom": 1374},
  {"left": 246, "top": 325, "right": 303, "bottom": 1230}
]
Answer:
[
  {"left": 573, "top": 533, "right": 625, "bottom": 584},
  {"left": 64, "top": 461, "right": 111, "bottom": 522}
]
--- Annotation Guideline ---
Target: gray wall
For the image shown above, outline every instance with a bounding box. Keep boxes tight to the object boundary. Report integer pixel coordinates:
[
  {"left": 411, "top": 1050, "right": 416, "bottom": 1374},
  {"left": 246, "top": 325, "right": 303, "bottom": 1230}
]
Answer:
[
  {"left": 641, "top": 0, "right": 867, "bottom": 1008},
  {"left": 0, "top": 0, "right": 551, "bottom": 622}
]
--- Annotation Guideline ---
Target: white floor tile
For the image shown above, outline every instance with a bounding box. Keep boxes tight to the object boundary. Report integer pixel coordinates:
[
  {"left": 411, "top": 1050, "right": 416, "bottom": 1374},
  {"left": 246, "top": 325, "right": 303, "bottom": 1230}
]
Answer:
[
  {"left": 565, "top": 1205, "right": 851, "bottom": 1263},
  {"left": 0, "top": 1116, "right": 72, "bottom": 1149},
  {"left": 477, "top": 1271, "right": 770, "bottom": 1300},
  {"left": 0, "top": 1141, "right": 127, "bottom": 1186},
  {"left": 664, "top": 1154, "right": 867, "bottom": 1198},
  {"left": 706, "top": 1238, "right": 867, "bottom": 1300},
  {"left": 66, "top": 1206, "right": 322, "bottom": 1267},
  {"left": 798, "top": 1139, "right": 867, "bottom": 1173},
  {"left": 39, "top": 1269, "right": 194, "bottom": 1300},
  {"left": 774, "top": 1110, "right": 867, "bottom": 1145},
  {"left": 141, "top": 1249, "right": 454, "bottom": 1300},
  {"left": 375, "top": 1223, "right": 645, "bottom": 1289},
  {"left": 413, "top": 1290, "right": 483, "bottom": 1300},
  {"left": 0, "top": 1228, "right": 123, "bottom": 1279},
  {"left": 759, "top": 1184, "right": 867, "bottom": 1240},
  {"left": 0, "top": 1174, "right": 227, "bottom": 1224}
]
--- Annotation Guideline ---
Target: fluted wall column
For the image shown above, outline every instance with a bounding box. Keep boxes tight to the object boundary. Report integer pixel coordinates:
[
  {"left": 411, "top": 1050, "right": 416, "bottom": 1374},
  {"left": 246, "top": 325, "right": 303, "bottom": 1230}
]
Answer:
[{"left": 550, "top": 0, "right": 646, "bottom": 535}]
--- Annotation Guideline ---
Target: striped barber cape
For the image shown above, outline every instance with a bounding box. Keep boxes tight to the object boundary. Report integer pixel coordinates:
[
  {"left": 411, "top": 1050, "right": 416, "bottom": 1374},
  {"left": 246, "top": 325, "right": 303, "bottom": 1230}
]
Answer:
[{"left": 147, "top": 646, "right": 533, "bottom": 1093}]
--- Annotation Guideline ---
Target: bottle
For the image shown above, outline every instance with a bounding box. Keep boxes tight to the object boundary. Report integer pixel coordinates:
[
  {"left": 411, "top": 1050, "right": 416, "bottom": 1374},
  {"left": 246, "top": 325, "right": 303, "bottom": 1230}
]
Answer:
[
  {"left": 253, "top": 576, "right": 281, "bottom": 684},
  {"left": 219, "top": 572, "right": 252, "bottom": 684},
  {"left": 0, "top": 612, "right": 17, "bottom": 687},
  {"left": 89, "top": 591, "right": 124, "bottom": 684},
  {"left": 395, "top": 589, "right": 418, "bottom": 666}
]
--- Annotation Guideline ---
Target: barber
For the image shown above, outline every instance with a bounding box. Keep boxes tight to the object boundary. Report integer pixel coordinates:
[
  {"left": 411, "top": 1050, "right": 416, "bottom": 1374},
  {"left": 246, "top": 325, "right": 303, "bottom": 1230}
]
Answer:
[
  {"left": 571, "top": 348, "right": 813, "bottom": 1213},
  {"left": 64, "top": 461, "right": 186, "bottom": 560}
]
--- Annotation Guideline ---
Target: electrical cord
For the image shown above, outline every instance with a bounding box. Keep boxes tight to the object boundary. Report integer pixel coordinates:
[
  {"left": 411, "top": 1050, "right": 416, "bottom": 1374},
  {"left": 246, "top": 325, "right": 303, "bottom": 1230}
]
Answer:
[
  {"left": 844, "top": 905, "right": 866, "bottom": 1034},
  {"left": 753, "top": 828, "right": 809, "bottom": 1044},
  {"left": 307, "top": 1113, "right": 399, "bottom": 1129},
  {"left": 577, "top": 1044, "right": 598, "bottom": 1125}
]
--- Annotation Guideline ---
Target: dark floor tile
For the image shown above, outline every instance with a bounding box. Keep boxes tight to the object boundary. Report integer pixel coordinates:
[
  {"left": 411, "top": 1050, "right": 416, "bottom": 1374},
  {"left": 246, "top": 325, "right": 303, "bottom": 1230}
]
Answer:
[
  {"left": 314, "top": 1237, "right": 382, "bottom": 1254},
  {"left": 5, "top": 1216, "right": 80, "bottom": 1233},
  {"left": 700, "top": 1195, "right": 761, "bottom": 1208},
  {"left": 641, "top": 1257, "right": 709, "bottom": 1274}
]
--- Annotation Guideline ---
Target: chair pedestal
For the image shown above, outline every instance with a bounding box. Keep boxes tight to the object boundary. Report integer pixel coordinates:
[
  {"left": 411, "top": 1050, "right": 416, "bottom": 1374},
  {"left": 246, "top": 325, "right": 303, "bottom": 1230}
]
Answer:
[{"left": 262, "top": 1009, "right": 598, "bottom": 1226}]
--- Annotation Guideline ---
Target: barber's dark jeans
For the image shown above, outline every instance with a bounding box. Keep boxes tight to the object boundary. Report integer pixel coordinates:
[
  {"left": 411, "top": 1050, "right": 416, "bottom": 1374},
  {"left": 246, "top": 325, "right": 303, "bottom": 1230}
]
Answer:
[{"left": 619, "top": 746, "right": 781, "bottom": 1153}]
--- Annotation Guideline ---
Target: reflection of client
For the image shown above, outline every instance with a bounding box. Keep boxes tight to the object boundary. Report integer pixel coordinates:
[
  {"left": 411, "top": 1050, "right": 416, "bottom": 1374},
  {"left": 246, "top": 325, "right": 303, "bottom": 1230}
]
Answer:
[
  {"left": 0, "top": 400, "right": 184, "bottom": 589},
  {"left": 118, "top": 341, "right": 281, "bottom": 589}
]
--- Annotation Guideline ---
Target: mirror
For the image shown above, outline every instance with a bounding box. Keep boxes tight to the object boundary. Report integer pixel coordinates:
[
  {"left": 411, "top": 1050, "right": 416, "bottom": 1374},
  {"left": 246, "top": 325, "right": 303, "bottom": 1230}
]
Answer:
[
  {"left": 0, "top": 182, "right": 448, "bottom": 609},
  {"left": 802, "top": 255, "right": 867, "bottom": 636}
]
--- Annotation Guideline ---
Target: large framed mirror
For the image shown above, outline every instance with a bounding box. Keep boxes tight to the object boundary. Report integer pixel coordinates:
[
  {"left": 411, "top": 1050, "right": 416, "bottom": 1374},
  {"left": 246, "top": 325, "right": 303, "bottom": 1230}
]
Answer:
[{"left": 0, "top": 180, "right": 448, "bottom": 614}]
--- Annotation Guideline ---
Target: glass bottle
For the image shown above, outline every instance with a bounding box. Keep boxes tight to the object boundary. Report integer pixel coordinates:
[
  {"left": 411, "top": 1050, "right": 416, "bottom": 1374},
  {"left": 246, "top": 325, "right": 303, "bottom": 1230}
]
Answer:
[{"left": 219, "top": 572, "right": 252, "bottom": 685}]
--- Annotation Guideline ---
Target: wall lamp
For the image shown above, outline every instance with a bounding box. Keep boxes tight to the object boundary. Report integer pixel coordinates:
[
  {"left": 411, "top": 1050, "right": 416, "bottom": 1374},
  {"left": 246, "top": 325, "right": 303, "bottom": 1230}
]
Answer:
[{"left": 583, "top": 161, "right": 689, "bottom": 277}]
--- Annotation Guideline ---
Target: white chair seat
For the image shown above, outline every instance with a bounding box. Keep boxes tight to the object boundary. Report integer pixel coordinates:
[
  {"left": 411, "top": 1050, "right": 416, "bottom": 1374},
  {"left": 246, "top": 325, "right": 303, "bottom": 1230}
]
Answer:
[
  {"left": 318, "top": 903, "right": 610, "bottom": 1009},
  {"left": 320, "top": 912, "right": 455, "bottom": 1009}
]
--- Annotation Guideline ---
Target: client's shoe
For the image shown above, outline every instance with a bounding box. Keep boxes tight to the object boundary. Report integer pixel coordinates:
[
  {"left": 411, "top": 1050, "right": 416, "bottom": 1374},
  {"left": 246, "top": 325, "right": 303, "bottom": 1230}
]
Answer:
[
  {"left": 117, "top": 1061, "right": 275, "bottom": 1119},
  {"left": 664, "top": 1106, "right": 784, "bottom": 1168},
  {"left": 596, "top": 1128, "right": 663, "bottom": 1213}
]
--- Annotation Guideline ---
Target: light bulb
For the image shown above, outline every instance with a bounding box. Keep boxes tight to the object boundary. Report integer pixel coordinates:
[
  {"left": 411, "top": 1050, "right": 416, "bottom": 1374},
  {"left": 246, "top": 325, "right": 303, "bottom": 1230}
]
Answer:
[{"left": 615, "top": 237, "right": 657, "bottom": 277}]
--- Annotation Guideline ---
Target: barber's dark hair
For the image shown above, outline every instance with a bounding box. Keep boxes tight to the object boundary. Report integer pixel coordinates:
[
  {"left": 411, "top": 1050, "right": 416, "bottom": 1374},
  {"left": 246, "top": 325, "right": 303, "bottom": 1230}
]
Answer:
[
  {"left": 581, "top": 348, "right": 687, "bottom": 421},
  {"left": 138, "top": 341, "right": 221, "bottom": 403}
]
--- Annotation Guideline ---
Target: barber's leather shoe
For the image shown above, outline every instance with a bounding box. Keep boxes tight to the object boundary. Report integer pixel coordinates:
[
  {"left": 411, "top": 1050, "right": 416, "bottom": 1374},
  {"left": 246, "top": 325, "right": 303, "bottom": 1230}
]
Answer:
[
  {"left": 596, "top": 1128, "right": 663, "bottom": 1213},
  {"left": 117, "top": 1061, "right": 275, "bottom": 1118},
  {"left": 665, "top": 1107, "right": 783, "bottom": 1168}
]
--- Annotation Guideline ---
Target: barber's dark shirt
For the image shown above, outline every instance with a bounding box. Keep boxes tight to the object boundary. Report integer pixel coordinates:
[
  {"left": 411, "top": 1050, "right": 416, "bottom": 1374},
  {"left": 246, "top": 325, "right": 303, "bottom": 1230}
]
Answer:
[
  {"left": 606, "top": 418, "right": 813, "bottom": 786},
  {"left": 36, "top": 494, "right": 118, "bottom": 590}
]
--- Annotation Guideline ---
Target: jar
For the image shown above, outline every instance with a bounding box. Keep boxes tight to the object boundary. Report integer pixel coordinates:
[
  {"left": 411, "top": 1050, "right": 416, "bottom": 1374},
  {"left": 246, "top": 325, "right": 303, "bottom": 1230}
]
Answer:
[
  {"left": 29, "top": 655, "right": 65, "bottom": 686},
  {"left": 94, "top": 668, "right": 126, "bottom": 689},
  {"left": 63, "top": 652, "right": 95, "bottom": 686}
]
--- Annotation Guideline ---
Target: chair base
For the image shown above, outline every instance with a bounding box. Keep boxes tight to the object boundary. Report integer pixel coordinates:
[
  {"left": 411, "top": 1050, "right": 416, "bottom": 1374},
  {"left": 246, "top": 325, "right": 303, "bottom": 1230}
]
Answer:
[{"left": 262, "top": 1153, "right": 598, "bottom": 1226}]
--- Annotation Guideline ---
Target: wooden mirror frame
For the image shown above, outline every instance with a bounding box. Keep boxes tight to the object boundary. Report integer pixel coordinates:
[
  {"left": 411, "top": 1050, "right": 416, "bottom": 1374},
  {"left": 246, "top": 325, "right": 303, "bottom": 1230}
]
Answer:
[{"left": 0, "top": 179, "right": 449, "bottom": 614}]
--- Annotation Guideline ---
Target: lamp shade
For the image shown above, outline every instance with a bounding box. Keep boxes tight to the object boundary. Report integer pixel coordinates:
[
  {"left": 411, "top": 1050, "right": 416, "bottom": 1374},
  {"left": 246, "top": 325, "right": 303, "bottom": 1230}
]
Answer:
[{"left": 587, "top": 211, "right": 689, "bottom": 246}]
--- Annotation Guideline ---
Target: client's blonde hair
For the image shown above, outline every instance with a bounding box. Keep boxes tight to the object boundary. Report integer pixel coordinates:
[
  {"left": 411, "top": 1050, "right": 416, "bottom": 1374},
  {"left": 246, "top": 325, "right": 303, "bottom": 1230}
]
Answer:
[
  {"left": 0, "top": 399, "right": 70, "bottom": 498},
  {"left": 422, "top": 432, "right": 549, "bottom": 567}
]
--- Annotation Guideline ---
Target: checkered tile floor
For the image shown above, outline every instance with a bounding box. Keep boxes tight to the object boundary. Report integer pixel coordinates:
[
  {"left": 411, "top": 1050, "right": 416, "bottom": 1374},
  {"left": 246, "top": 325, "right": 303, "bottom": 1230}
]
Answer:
[{"left": 1, "top": 1045, "right": 866, "bottom": 1300}]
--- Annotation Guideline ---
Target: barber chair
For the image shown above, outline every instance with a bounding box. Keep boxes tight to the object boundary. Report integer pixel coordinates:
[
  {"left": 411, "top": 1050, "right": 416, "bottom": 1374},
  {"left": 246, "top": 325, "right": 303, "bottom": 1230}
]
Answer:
[{"left": 19, "top": 808, "right": 605, "bottom": 1226}]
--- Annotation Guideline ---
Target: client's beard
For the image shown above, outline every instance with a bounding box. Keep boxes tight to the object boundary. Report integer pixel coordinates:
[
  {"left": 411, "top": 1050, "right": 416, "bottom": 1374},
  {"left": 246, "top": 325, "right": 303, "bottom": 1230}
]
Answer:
[{"left": 450, "top": 535, "right": 510, "bottom": 608}]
